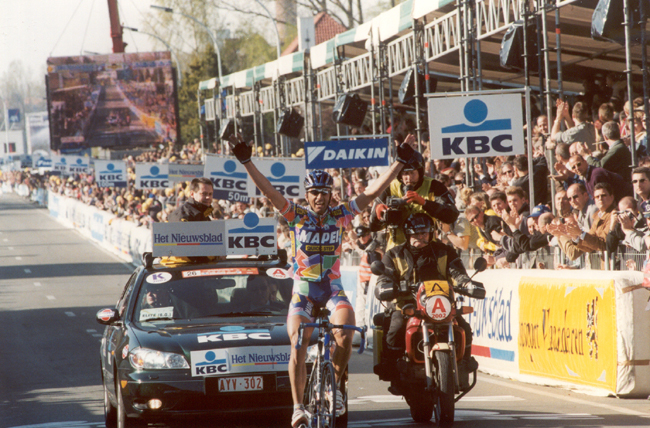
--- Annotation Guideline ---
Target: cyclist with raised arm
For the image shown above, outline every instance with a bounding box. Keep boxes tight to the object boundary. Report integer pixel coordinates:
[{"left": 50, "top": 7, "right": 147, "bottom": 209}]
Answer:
[{"left": 229, "top": 135, "right": 417, "bottom": 427}]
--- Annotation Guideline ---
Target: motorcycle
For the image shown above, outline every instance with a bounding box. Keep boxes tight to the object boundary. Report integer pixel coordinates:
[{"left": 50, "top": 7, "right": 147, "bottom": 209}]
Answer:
[{"left": 370, "top": 257, "right": 487, "bottom": 427}]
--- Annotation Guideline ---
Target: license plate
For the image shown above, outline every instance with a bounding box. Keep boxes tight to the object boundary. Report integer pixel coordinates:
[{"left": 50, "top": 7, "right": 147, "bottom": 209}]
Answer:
[{"left": 217, "top": 376, "right": 263, "bottom": 392}]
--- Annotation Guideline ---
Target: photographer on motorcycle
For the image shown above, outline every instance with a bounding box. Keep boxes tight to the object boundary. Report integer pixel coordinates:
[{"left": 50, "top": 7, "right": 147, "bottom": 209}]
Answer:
[
  {"left": 370, "top": 135, "right": 459, "bottom": 250},
  {"left": 375, "top": 213, "right": 482, "bottom": 393}
]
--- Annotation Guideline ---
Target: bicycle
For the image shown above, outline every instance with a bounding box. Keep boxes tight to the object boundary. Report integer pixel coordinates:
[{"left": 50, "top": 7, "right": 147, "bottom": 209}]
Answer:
[{"left": 295, "top": 307, "right": 367, "bottom": 428}]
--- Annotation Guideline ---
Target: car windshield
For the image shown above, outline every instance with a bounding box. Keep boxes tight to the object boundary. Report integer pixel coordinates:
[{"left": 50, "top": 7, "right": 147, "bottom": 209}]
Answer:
[{"left": 133, "top": 268, "right": 292, "bottom": 323}]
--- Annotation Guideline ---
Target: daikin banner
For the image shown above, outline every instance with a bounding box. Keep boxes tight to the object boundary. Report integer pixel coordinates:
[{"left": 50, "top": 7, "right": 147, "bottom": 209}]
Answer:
[
  {"left": 304, "top": 138, "right": 389, "bottom": 169},
  {"left": 428, "top": 94, "right": 525, "bottom": 159}
]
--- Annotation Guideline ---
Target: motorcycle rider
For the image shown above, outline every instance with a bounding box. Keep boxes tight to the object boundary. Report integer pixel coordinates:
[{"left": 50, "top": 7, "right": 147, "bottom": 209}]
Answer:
[
  {"left": 370, "top": 135, "right": 459, "bottom": 250},
  {"left": 375, "top": 213, "right": 482, "bottom": 393}
]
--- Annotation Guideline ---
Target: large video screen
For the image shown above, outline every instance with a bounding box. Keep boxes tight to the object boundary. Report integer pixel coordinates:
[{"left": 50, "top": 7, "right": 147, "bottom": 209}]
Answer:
[{"left": 46, "top": 52, "right": 178, "bottom": 152}]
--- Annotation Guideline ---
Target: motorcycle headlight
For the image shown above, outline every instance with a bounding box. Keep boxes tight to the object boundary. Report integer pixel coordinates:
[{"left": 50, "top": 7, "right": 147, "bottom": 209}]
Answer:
[
  {"left": 425, "top": 295, "right": 453, "bottom": 322},
  {"left": 128, "top": 347, "right": 189, "bottom": 370}
]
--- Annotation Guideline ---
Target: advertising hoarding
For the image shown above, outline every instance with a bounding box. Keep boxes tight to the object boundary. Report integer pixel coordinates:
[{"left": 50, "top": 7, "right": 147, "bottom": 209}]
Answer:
[{"left": 46, "top": 52, "right": 178, "bottom": 151}]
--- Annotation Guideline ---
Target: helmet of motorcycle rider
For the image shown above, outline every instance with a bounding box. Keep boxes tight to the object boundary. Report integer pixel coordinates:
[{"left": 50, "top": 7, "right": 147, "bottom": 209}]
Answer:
[
  {"left": 304, "top": 170, "right": 333, "bottom": 190},
  {"left": 404, "top": 213, "right": 434, "bottom": 244},
  {"left": 398, "top": 151, "right": 425, "bottom": 189}
]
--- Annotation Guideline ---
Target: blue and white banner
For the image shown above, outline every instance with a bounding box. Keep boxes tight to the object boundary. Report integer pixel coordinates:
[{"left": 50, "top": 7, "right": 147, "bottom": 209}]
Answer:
[
  {"left": 66, "top": 156, "right": 91, "bottom": 174},
  {"left": 204, "top": 155, "right": 249, "bottom": 203},
  {"left": 247, "top": 158, "right": 304, "bottom": 199},
  {"left": 94, "top": 160, "right": 127, "bottom": 188},
  {"left": 32, "top": 156, "right": 52, "bottom": 170},
  {"left": 152, "top": 221, "right": 225, "bottom": 257},
  {"left": 151, "top": 213, "right": 276, "bottom": 257},
  {"left": 225, "top": 212, "right": 277, "bottom": 256},
  {"left": 428, "top": 94, "right": 525, "bottom": 159},
  {"left": 135, "top": 163, "right": 169, "bottom": 189},
  {"left": 51, "top": 155, "right": 90, "bottom": 175},
  {"left": 168, "top": 163, "right": 204, "bottom": 183},
  {"left": 304, "top": 138, "right": 389, "bottom": 170}
]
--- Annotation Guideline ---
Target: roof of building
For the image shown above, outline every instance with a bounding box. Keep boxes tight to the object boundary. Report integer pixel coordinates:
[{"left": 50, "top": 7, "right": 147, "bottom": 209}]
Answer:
[{"left": 281, "top": 12, "right": 347, "bottom": 57}]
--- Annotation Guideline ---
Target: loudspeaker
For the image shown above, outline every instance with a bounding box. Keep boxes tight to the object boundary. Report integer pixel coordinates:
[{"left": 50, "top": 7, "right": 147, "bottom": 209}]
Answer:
[
  {"left": 219, "top": 118, "right": 235, "bottom": 141},
  {"left": 332, "top": 93, "right": 368, "bottom": 128},
  {"left": 276, "top": 109, "right": 304, "bottom": 138},
  {"left": 398, "top": 69, "right": 438, "bottom": 105},
  {"left": 592, "top": 0, "right": 644, "bottom": 45},
  {"left": 499, "top": 20, "right": 539, "bottom": 71}
]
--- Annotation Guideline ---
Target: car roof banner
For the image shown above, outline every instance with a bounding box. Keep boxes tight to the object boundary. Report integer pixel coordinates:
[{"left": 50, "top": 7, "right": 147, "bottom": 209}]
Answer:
[
  {"left": 428, "top": 93, "right": 525, "bottom": 159},
  {"left": 304, "top": 138, "right": 389, "bottom": 170},
  {"left": 152, "top": 213, "right": 277, "bottom": 257}
]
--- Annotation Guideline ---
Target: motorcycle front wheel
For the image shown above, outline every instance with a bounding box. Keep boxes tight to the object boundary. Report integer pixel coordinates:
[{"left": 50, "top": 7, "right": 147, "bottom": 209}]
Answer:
[{"left": 435, "top": 351, "right": 455, "bottom": 427}]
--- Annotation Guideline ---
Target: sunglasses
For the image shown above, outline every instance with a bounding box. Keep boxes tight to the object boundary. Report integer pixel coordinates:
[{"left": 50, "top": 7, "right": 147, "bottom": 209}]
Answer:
[
  {"left": 307, "top": 189, "right": 331, "bottom": 196},
  {"left": 467, "top": 213, "right": 480, "bottom": 223},
  {"left": 568, "top": 194, "right": 581, "bottom": 200}
]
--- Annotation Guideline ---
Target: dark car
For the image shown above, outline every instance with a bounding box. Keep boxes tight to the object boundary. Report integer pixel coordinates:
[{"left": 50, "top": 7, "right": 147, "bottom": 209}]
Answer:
[{"left": 97, "top": 253, "right": 297, "bottom": 427}]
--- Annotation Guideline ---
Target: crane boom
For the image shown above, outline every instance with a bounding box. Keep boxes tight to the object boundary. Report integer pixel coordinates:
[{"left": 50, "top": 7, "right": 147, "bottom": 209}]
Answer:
[{"left": 107, "top": 0, "right": 125, "bottom": 53}]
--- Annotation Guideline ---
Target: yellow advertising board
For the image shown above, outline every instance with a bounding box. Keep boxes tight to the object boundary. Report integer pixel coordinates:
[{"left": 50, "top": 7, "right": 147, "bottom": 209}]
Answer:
[{"left": 518, "top": 277, "right": 616, "bottom": 392}]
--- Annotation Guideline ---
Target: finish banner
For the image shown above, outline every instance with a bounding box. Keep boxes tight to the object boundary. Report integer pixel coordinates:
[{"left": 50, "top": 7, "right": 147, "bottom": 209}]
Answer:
[{"left": 518, "top": 277, "right": 616, "bottom": 392}]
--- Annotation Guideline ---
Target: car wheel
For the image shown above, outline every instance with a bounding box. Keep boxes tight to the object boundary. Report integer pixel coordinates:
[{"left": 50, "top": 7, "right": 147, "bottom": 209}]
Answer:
[
  {"left": 104, "top": 380, "right": 117, "bottom": 428},
  {"left": 117, "top": 381, "right": 142, "bottom": 428}
]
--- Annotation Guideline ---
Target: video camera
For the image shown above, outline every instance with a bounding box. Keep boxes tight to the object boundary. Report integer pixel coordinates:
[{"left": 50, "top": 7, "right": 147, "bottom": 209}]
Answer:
[{"left": 381, "top": 196, "right": 408, "bottom": 228}]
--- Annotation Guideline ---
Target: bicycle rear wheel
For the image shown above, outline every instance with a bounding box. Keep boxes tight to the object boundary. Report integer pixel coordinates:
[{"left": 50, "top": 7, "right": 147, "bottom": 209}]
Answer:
[{"left": 319, "top": 361, "right": 337, "bottom": 428}]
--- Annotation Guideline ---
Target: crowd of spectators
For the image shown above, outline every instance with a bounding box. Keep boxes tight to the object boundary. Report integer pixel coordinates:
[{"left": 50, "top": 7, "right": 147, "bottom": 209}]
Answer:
[{"left": 1, "top": 85, "right": 649, "bottom": 271}]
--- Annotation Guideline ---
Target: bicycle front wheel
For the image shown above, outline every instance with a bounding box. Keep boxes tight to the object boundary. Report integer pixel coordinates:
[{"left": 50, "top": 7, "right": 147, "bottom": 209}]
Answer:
[{"left": 319, "top": 361, "right": 337, "bottom": 428}]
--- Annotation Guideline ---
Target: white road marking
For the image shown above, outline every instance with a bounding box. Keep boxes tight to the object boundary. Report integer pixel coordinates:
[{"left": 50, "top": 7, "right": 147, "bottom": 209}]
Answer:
[
  {"left": 33, "top": 282, "right": 41, "bottom": 286},
  {"left": 64, "top": 312, "right": 76, "bottom": 317},
  {"left": 348, "top": 411, "right": 603, "bottom": 427},
  {"left": 350, "top": 394, "right": 524, "bottom": 405},
  {"left": 46, "top": 295, "right": 55, "bottom": 300},
  {"left": 24, "top": 268, "right": 31, "bottom": 273},
  {"left": 3, "top": 238, "right": 7, "bottom": 242},
  {"left": 481, "top": 377, "right": 650, "bottom": 417},
  {"left": 16, "top": 256, "right": 22, "bottom": 260},
  {"left": 7, "top": 422, "right": 103, "bottom": 428},
  {"left": 8, "top": 246, "right": 13, "bottom": 250},
  {"left": 86, "top": 329, "right": 97, "bottom": 333}
]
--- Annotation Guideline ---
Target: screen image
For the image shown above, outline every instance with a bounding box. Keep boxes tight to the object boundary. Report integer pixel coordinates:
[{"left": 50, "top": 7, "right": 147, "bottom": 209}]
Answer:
[{"left": 46, "top": 51, "right": 178, "bottom": 152}]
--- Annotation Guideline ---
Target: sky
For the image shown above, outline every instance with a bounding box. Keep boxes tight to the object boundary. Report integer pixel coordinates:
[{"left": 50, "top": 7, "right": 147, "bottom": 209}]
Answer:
[{"left": 0, "top": 0, "right": 157, "bottom": 80}]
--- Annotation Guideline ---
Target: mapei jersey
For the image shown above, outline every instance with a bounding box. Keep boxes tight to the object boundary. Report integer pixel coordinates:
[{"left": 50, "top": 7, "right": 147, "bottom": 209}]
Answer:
[{"left": 280, "top": 199, "right": 360, "bottom": 283}]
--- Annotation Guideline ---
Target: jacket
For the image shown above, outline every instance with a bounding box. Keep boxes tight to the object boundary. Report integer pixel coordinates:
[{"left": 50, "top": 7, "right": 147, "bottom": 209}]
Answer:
[
  {"left": 168, "top": 199, "right": 213, "bottom": 222},
  {"left": 376, "top": 240, "right": 471, "bottom": 309},
  {"left": 586, "top": 140, "right": 632, "bottom": 183},
  {"left": 370, "top": 176, "right": 459, "bottom": 249},
  {"left": 557, "top": 205, "right": 614, "bottom": 261}
]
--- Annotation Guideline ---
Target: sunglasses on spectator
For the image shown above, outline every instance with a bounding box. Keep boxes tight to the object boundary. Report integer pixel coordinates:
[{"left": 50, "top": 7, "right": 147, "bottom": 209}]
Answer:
[
  {"left": 568, "top": 194, "right": 581, "bottom": 200},
  {"left": 467, "top": 213, "right": 480, "bottom": 223},
  {"left": 308, "top": 189, "right": 331, "bottom": 196}
]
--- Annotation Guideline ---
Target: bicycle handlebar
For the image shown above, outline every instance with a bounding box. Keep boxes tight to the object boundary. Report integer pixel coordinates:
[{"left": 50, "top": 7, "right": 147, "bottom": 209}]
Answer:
[{"left": 295, "top": 322, "right": 367, "bottom": 354}]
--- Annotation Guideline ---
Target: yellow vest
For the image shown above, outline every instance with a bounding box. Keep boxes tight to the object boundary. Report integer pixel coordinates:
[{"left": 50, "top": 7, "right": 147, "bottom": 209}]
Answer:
[{"left": 386, "top": 177, "right": 436, "bottom": 250}]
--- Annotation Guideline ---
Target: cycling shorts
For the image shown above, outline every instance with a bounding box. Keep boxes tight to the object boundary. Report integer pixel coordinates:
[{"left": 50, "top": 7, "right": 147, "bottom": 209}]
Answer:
[{"left": 288, "top": 279, "right": 353, "bottom": 321}]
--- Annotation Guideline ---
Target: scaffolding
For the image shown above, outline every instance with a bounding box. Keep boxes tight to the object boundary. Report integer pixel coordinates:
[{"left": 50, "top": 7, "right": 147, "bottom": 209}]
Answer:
[{"left": 198, "top": 0, "right": 649, "bottom": 197}]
